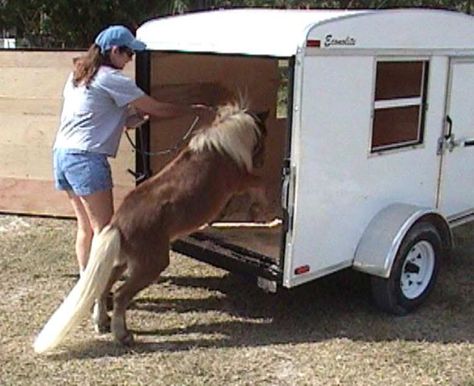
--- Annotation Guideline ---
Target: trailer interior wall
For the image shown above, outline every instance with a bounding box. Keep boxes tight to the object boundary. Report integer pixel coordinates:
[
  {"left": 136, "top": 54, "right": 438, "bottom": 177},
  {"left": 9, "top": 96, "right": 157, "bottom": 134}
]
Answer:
[
  {"left": 0, "top": 50, "right": 136, "bottom": 217},
  {"left": 147, "top": 52, "right": 288, "bottom": 262}
]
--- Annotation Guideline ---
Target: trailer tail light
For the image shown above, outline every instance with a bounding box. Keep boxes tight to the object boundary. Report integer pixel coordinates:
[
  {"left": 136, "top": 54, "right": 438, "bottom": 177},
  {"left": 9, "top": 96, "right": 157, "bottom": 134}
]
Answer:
[
  {"left": 306, "top": 40, "right": 321, "bottom": 48},
  {"left": 294, "top": 265, "right": 310, "bottom": 275}
]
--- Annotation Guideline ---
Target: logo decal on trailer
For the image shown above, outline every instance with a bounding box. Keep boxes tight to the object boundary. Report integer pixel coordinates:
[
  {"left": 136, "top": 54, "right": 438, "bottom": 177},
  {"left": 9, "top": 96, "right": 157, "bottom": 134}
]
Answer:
[{"left": 324, "top": 34, "right": 357, "bottom": 47}]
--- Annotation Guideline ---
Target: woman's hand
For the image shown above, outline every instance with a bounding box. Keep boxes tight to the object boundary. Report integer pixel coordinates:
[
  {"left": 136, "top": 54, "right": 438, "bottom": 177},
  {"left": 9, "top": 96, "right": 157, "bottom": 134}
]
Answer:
[
  {"left": 131, "top": 95, "right": 216, "bottom": 121},
  {"left": 191, "top": 104, "right": 216, "bottom": 121},
  {"left": 125, "top": 113, "right": 149, "bottom": 130}
]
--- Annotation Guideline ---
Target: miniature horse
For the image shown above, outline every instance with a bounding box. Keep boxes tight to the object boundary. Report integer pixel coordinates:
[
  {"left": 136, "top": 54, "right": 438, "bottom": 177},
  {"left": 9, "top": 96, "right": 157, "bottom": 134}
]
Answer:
[{"left": 34, "top": 102, "right": 268, "bottom": 353}]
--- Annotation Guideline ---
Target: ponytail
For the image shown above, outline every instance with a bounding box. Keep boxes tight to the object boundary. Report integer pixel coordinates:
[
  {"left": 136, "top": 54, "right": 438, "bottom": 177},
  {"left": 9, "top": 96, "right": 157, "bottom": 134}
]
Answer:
[{"left": 72, "top": 44, "right": 105, "bottom": 87}]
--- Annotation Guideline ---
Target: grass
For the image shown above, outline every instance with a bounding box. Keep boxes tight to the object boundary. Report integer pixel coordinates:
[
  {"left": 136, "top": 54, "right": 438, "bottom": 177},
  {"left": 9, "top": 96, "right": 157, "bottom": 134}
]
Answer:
[{"left": 0, "top": 214, "right": 473, "bottom": 385}]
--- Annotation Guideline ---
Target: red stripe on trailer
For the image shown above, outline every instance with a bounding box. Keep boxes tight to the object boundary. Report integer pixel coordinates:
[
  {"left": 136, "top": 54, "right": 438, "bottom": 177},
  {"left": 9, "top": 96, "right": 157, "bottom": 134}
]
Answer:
[
  {"left": 306, "top": 40, "right": 321, "bottom": 48},
  {"left": 294, "top": 265, "right": 310, "bottom": 275}
]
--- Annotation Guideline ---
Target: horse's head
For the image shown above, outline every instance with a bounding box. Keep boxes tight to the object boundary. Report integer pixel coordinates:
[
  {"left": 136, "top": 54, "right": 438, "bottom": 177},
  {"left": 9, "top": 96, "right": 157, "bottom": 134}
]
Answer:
[
  {"left": 189, "top": 103, "right": 269, "bottom": 172},
  {"left": 248, "top": 110, "right": 269, "bottom": 169}
]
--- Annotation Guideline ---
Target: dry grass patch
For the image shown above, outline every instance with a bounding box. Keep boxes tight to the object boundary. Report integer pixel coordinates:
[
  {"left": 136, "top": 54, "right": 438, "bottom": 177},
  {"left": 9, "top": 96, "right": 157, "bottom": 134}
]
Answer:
[{"left": 0, "top": 214, "right": 473, "bottom": 385}]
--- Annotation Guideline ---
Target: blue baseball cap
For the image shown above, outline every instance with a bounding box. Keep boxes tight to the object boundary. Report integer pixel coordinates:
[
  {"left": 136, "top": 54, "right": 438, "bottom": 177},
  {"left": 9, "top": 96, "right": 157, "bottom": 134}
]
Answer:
[{"left": 95, "top": 25, "right": 146, "bottom": 54}]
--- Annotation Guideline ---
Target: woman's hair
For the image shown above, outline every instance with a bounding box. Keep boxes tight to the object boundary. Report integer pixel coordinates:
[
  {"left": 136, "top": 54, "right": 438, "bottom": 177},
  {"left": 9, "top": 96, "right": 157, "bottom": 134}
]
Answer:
[
  {"left": 72, "top": 44, "right": 130, "bottom": 87},
  {"left": 72, "top": 44, "right": 105, "bottom": 87}
]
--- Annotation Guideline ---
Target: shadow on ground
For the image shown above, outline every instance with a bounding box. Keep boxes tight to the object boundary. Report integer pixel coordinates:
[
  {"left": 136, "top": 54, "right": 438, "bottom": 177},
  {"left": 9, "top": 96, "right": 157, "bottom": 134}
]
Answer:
[{"left": 60, "top": 236, "right": 473, "bottom": 359}]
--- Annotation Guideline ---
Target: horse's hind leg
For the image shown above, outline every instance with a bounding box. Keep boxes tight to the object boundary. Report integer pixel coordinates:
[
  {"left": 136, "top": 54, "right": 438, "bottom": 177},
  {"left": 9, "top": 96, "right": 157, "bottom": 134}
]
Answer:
[
  {"left": 112, "top": 248, "right": 169, "bottom": 346},
  {"left": 92, "top": 263, "right": 127, "bottom": 334}
]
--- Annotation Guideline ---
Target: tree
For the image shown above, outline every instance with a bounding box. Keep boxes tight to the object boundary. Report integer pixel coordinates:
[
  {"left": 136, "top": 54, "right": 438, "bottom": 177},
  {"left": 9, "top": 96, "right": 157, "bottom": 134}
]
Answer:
[{"left": 0, "top": 0, "right": 182, "bottom": 47}]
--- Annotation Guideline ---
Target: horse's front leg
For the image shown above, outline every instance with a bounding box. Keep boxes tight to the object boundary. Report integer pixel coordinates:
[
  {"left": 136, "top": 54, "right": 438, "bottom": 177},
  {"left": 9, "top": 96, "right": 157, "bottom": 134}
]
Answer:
[
  {"left": 242, "top": 174, "right": 270, "bottom": 221},
  {"left": 241, "top": 173, "right": 263, "bottom": 189}
]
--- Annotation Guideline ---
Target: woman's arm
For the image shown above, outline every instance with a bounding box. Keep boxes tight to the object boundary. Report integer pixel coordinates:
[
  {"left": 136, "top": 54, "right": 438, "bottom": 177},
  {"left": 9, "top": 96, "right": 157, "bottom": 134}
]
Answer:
[{"left": 130, "top": 95, "right": 197, "bottom": 120}]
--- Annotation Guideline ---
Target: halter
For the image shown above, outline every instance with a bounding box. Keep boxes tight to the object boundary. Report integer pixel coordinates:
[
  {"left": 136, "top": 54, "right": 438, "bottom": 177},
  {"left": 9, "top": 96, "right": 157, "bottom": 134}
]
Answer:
[{"left": 246, "top": 111, "right": 266, "bottom": 161}]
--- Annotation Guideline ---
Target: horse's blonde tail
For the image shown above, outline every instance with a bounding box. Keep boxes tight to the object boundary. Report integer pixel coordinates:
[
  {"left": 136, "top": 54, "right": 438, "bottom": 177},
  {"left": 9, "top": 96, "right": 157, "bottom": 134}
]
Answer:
[{"left": 33, "top": 225, "right": 120, "bottom": 354}]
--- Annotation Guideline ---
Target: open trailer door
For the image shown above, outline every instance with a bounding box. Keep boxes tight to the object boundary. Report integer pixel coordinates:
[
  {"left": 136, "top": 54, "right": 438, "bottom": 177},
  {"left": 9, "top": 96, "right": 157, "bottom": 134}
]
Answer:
[
  {"left": 283, "top": 53, "right": 376, "bottom": 288},
  {"left": 438, "top": 59, "right": 474, "bottom": 223}
]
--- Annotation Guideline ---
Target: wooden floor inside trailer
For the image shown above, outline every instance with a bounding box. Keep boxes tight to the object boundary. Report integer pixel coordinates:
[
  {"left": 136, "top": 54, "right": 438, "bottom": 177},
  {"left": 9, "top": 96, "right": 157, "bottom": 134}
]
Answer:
[{"left": 198, "top": 220, "right": 283, "bottom": 263}]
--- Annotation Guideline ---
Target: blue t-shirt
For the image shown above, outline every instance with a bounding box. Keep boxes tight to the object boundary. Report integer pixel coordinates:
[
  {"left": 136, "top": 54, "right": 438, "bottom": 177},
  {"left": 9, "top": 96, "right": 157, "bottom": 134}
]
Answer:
[{"left": 54, "top": 66, "right": 145, "bottom": 157}]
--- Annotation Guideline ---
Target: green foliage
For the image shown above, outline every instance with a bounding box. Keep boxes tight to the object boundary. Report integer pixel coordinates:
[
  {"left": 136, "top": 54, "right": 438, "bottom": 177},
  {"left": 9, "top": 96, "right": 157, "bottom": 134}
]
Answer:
[
  {"left": 0, "top": 0, "right": 176, "bottom": 47},
  {"left": 0, "top": 0, "right": 472, "bottom": 48}
]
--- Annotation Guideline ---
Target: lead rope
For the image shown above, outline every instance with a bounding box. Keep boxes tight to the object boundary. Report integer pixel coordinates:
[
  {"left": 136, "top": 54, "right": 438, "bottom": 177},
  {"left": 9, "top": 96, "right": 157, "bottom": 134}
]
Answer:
[
  {"left": 125, "top": 115, "right": 200, "bottom": 183},
  {"left": 125, "top": 115, "right": 200, "bottom": 156}
]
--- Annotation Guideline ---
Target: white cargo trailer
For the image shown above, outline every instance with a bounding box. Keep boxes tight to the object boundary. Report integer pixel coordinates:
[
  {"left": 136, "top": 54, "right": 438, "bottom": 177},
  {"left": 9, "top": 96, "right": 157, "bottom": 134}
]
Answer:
[{"left": 134, "top": 8, "right": 474, "bottom": 314}]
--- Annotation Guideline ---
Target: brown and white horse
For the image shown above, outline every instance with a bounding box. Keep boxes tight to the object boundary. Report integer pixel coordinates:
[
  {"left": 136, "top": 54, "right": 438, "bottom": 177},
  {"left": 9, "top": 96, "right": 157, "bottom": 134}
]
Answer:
[{"left": 34, "top": 102, "right": 268, "bottom": 353}]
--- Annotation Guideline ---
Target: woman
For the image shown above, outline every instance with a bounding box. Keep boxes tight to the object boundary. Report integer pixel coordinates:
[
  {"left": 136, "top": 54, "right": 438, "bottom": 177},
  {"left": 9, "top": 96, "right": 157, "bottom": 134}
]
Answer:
[{"left": 53, "top": 25, "right": 209, "bottom": 276}]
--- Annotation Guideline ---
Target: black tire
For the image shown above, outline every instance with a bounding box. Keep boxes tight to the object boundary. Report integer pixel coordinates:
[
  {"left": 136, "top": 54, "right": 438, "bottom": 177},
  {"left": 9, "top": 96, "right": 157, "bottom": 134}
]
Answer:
[{"left": 371, "top": 221, "right": 442, "bottom": 316}]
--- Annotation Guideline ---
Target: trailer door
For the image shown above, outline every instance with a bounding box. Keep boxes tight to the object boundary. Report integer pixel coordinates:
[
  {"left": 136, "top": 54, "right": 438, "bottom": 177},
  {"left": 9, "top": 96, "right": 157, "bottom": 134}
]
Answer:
[
  {"left": 438, "top": 59, "right": 474, "bottom": 220},
  {"left": 283, "top": 55, "right": 375, "bottom": 288}
]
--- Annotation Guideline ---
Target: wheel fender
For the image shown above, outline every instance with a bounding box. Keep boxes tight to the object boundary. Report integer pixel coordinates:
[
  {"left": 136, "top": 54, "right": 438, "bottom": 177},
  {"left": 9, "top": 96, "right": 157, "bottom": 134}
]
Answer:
[{"left": 353, "top": 203, "right": 451, "bottom": 278}]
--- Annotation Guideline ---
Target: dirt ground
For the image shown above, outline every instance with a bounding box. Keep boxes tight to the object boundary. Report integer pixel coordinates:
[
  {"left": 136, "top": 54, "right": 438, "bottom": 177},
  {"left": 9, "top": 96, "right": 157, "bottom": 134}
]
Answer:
[{"left": 0, "top": 214, "right": 473, "bottom": 385}]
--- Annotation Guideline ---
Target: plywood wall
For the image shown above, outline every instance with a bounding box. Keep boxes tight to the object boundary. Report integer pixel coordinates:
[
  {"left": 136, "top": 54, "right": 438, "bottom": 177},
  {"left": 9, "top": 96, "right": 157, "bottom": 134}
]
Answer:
[
  {"left": 148, "top": 53, "right": 287, "bottom": 220},
  {"left": 0, "top": 51, "right": 136, "bottom": 217}
]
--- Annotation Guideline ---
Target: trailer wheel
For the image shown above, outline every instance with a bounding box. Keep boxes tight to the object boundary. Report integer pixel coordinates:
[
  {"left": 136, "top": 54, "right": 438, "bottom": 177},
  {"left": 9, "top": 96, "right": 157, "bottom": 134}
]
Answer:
[{"left": 371, "top": 221, "right": 442, "bottom": 315}]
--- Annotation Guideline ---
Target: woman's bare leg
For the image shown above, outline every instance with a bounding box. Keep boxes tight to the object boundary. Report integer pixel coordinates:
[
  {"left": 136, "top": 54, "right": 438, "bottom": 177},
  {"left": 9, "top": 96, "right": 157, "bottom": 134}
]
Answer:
[
  {"left": 79, "top": 189, "right": 114, "bottom": 237},
  {"left": 78, "top": 189, "right": 115, "bottom": 332},
  {"left": 67, "top": 189, "right": 114, "bottom": 271},
  {"left": 67, "top": 192, "right": 93, "bottom": 273}
]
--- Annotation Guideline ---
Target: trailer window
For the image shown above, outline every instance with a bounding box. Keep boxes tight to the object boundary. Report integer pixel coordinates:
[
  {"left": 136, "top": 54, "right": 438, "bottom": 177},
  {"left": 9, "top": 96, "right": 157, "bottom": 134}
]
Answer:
[{"left": 371, "top": 60, "right": 429, "bottom": 152}]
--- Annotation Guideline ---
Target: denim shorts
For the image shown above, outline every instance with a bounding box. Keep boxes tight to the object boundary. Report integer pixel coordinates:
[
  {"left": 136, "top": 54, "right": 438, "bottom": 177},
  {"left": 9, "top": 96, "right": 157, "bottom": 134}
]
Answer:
[{"left": 53, "top": 148, "right": 113, "bottom": 196}]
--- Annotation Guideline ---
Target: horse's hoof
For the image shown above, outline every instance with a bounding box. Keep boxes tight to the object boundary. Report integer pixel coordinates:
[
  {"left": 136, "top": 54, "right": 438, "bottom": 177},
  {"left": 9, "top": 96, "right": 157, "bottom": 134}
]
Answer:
[
  {"left": 249, "top": 203, "right": 263, "bottom": 221},
  {"left": 93, "top": 315, "right": 111, "bottom": 334},
  {"left": 106, "top": 292, "right": 114, "bottom": 311},
  {"left": 114, "top": 331, "right": 135, "bottom": 346},
  {"left": 94, "top": 322, "right": 111, "bottom": 334}
]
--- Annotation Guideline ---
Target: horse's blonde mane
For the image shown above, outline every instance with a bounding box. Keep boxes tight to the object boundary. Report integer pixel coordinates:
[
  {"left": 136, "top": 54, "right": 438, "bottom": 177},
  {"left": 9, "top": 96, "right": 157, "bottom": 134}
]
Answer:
[{"left": 189, "top": 102, "right": 260, "bottom": 172}]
